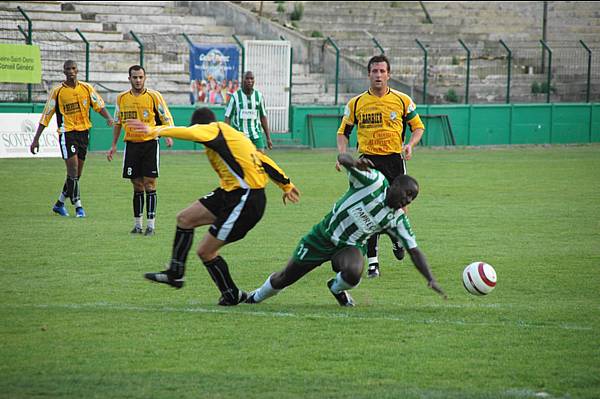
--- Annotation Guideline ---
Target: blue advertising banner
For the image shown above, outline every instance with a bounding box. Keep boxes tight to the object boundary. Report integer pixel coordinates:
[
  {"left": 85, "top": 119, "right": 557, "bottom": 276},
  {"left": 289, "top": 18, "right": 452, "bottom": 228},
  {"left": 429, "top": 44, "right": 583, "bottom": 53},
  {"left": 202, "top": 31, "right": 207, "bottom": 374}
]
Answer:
[{"left": 189, "top": 45, "right": 240, "bottom": 105}]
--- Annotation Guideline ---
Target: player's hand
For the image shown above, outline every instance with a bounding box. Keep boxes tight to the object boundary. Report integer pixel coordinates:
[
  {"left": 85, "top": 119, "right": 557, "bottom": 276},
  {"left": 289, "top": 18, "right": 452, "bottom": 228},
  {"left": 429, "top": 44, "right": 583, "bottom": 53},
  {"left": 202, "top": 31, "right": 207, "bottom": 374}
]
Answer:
[
  {"left": 428, "top": 279, "right": 448, "bottom": 300},
  {"left": 266, "top": 138, "right": 273, "bottom": 150},
  {"left": 335, "top": 160, "right": 342, "bottom": 171},
  {"left": 283, "top": 186, "right": 300, "bottom": 205},
  {"left": 404, "top": 144, "right": 413, "bottom": 160},
  {"left": 354, "top": 158, "right": 374, "bottom": 171},
  {"left": 30, "top": 139, "right": 39, "bottom": 155},
  {"left": 165, "top": 137, "right": 174, "bottom": 148},
  {"left": 106, "top": 146, "right": 116, "bottom": 161},
  {"left": 106, "top": 118, "right": 115, "bottom": 127},
  {"left": 127, "top": 119, "right": 150, "bottom": 134}
]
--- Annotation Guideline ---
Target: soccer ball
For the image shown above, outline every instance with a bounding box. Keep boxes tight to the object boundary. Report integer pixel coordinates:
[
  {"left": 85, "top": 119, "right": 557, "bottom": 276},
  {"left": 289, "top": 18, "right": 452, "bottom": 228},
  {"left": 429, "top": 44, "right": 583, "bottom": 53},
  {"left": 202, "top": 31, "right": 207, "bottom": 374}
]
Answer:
[{"left": 462, "top": 261, "right": 497, "bottom": 296}]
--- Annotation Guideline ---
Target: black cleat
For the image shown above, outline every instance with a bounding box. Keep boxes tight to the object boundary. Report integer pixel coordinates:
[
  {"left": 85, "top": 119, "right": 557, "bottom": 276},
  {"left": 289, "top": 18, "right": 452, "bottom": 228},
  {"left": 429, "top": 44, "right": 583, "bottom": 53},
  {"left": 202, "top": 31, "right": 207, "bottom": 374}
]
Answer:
[
  {"left": 218, "top": 290, "right": 248, "bottom": 306},
  {"left": 392, "top": 242, "right": 405, "bottom": 261},
  {"left": 244, "top": 292, "right": 258, "bottom": 304},
  {"left": 367, "top": 263, "right": 380, "bottom": 278},
  {"left": 144, "top": 270, "right": 184, "bottom": 289},
  {"left": 131, "top": 226, "right": 143, "bottom": 234},
  {"left": 144, "top": 227, "right": 155, "bottom": 236},
  {"left": 327, "top": 279, "right": 355, "bottom": 307}
]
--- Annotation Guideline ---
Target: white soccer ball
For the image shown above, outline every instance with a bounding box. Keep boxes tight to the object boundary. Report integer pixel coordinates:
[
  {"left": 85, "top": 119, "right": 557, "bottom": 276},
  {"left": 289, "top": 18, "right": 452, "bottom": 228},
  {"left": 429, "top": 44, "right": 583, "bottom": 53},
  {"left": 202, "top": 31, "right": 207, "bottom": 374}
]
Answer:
[{"left": 462, "top": 261, "right": 497, "bottom": 296}]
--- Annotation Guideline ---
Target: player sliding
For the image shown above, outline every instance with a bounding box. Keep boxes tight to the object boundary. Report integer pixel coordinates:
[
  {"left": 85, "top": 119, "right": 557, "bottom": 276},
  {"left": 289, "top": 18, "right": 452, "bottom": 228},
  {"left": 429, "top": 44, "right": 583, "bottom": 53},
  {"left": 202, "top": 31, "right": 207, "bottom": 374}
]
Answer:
[
  {"left": 127, "top": 108, "right": 300, "bottom": 306},
  {"left": 246, "top": 152, "right": 447, "bottom": 306}
]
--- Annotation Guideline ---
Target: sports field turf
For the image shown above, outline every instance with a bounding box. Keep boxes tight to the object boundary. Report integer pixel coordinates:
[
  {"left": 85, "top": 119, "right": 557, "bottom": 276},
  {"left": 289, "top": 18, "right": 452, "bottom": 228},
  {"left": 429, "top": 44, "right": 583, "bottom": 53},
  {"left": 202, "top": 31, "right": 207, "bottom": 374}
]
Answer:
[{"left": 1, "top": 145, "right": 599, "bottom": 398}]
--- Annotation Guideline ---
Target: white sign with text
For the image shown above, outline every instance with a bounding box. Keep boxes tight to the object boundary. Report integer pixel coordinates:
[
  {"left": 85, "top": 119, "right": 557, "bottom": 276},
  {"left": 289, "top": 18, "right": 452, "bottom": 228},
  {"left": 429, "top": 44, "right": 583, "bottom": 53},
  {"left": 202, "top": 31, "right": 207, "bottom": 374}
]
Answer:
[{"left": 0, "top": 113, "right": 61, "bottom": 158}]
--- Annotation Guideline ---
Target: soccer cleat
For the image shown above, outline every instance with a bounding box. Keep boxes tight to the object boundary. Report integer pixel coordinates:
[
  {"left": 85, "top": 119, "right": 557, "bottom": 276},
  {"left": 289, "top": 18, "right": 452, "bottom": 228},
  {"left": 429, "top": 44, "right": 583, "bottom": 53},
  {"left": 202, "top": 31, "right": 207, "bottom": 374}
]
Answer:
[
  {"left": 327, "top": 279, "right": 355, "bottom": 307},
  {"left": 144, "top": 270, "right": 184, "bottom": 289},
  {"left": 218, "top": 290, "right": 248, "bottom": 306},
  {"left": 367, "top": 263, "right": 380, "bottom": 278},
  {"left": 130, "top": 226, "right": 143, "bottom": 234},
  {"left": 75, "top": 207, "right": 86, "bottom": 218},
  {"left": 144, "top": 227, "right": 155, "bottom": 236},
  {"left": 244, "top": 292, "right": 258, "bottom": 304},
  {"left": 392, "top": 242, "right": 405, "bottom": 261},
  {"left": 52, "top": 204, "right": 69, "bottom": 217}
]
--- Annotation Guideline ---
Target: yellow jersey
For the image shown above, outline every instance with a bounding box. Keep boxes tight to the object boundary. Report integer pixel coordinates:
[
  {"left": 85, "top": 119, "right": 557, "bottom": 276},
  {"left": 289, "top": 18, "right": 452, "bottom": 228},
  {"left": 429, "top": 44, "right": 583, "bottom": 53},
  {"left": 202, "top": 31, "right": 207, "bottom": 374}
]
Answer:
[
  {"left": 151, "top": 122, "right": 295, "bottom": 192},
  {"left": 39, "top": 81, "right": 105, "bottom": 133},
  {"left": 337, "top": 88, "right": 425, "bottom": 155},
  {"left": 115, "top": 89, "right": 173, "bottom": 142}
]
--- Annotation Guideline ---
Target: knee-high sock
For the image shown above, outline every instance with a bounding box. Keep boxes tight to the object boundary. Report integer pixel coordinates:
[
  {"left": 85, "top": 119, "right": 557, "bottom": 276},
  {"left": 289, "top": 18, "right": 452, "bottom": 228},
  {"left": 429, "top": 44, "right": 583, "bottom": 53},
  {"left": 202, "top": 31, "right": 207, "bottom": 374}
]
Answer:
[
  {"left": 203, "top": 256, "right": 239, "bottom": 302},
  {"left": 146, "top": 190, "right": 157, "bottom": 229},
  {"left": 66, "top": 176, "right": 80, "bottom": 205},
  {"left": 133, "top": 191, "right": 144, "bottom": 218},
  {"left": 367, "top": 233, "right": 379, "bottom": 264},
  {"left": 330, "top": 272, "right": 359, "bottom": 294},
  {"left": 252, "top": 274, "right": 281, "bottom": 303},
  {"left": 170, "top": 227, "right": 194, "bottom": 268},
  {"left": 56, "top": 179, "right": 68, "bottom": 206}
]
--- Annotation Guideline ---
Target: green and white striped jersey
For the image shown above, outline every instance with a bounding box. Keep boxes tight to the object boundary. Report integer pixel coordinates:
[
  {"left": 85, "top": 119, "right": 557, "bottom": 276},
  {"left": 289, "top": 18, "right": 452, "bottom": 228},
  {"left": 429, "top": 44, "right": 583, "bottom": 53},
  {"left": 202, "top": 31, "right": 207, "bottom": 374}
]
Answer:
[
  {"left": 224, "top": 88, "right": 267, "bottom": 140},
  {"left": 321, "top": 166, "right": 418, "bottom": 250}
]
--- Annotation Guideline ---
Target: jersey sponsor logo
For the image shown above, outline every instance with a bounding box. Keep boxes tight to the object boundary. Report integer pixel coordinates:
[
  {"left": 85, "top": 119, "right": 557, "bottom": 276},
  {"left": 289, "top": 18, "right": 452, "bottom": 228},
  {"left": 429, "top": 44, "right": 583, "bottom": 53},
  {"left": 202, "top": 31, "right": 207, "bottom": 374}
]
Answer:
[
  {"left": 64, "top": 102, "right": 80, "bottom": 113},
  {"left": 240, "top": 109, "right": 258, "bottom": 120},
  {"left": 360, "top": 112, "right": 383, "bottom": 127},
  {"left": 348, "top": 203, "right": 378, "bottom": 234},
  {"left": 143, "top": 110, "right": 149, "bottom": 118},
  {"left": 121, "top": 111, "right": 138, "bottom": 120}
]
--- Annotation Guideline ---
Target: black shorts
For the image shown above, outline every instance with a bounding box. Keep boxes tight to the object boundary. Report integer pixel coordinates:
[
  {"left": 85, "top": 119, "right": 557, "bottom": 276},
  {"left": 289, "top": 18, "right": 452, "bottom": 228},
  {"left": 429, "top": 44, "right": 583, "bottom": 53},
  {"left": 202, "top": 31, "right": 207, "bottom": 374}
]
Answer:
[
  {"left": 122, "top": 140, "right": 160, "bottom": 179},
  {"left": 360, "top": 153, "right": 406, "bottom": 182},
  {"left": 59, "top": 130, "right": 89, "bottom": 161},
  {"left": 199, "top": 187, "right": 266, "bottom": 243}
]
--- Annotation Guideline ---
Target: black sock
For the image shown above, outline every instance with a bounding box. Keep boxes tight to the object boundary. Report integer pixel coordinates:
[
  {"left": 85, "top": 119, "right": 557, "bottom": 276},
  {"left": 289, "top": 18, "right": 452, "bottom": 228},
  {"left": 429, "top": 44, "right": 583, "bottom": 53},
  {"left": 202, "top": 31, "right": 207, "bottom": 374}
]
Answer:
[
  {"left": 56, "top": 180, "right": 68, "bottom": 207},
  {"left": 171, "top": 227, "right": 194, "bottom": 266},
  {"left": 145, "top": 190, "right": 157, "bottom": 220},
  {"left": 203, "top": 256, "right": 239, "bottom": 302},
  {"left": 66, "top": 176, "right": 79, "bottom": 205},
  {"left": 367, "top": 233, "right": 379, "bottom": 259},
  {"left": 133, "top": 191, "right": 144, "bottom": 218}
]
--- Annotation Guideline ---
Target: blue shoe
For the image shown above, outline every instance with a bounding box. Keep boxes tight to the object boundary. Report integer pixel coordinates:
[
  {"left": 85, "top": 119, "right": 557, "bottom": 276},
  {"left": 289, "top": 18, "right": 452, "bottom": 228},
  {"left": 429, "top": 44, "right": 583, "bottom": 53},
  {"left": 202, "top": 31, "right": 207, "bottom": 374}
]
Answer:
[
  {"left": 75, "top": 207, "right": 86, "bottom": 218},
  {"left": 52, "top": 204, "right": 69, "bottom": 217}
]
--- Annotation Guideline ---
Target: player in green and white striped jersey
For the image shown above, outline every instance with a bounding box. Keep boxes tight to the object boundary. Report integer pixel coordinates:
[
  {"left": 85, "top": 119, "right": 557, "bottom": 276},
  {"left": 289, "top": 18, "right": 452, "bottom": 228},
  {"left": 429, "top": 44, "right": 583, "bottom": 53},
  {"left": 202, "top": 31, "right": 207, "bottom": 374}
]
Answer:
[
  {"left": 224, "top": 71, "right": 272, "bottom": 152},
  {"left": 246, "top": 153, "right": 447, "bottom": 306}
]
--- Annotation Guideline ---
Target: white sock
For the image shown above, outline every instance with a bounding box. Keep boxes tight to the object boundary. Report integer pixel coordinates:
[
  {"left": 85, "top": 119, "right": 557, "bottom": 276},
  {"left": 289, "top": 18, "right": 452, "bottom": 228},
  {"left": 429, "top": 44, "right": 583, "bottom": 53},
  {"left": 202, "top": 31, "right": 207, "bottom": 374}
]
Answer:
[
  {"left": 74, "top": 200, "right": 82, "bottom": 208},
  {"left": 58, "top": 193, "right": 67, "bottom": 203},
  {"left": 367, "top": 257, "right": 379, "bottom": 266},
  {"left": 330, "top": 272, "right": 358, "bottom": 294},
  {"left": 252, "top": 274, "right": 281, "bottom": 302},
  {"left": 147, "top": 218, "right": 155, "bottom": 229},
  {"left": 134, "top": 217, "right": 143, "bottom": 228}
]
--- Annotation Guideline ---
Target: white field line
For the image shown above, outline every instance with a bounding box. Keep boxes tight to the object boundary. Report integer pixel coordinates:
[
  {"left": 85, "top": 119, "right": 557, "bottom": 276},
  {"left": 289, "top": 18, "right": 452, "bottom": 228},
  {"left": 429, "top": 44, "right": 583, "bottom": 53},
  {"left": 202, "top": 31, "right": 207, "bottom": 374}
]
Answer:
[{"left": 6, "top": 302, "right": 594, "bottom": 331}]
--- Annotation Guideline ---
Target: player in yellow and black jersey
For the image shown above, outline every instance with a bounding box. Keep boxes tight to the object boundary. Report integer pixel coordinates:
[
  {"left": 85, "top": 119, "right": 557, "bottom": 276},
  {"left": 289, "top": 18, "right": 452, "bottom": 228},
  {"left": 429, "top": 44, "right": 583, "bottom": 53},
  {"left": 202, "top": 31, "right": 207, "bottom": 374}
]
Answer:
[
  {"left": 30, "top": 60, "right": 114, "bottom": 218},
  {"left": 337, "top": 55, "right": 425, "bottom": 278},
  {"left": 106, "top": 65, "right": 173, "bottom": 236},
  {"left": 127, "top": 108, "right": 300, "bottom": 306}
]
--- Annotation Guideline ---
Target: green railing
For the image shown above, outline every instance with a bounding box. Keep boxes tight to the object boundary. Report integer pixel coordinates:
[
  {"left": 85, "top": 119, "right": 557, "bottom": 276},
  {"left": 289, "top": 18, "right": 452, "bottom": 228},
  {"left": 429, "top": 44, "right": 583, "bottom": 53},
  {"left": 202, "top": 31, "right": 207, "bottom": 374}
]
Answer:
[
  {"left": 579, "top": 40, "right": 592, "bottom": 103},
  {"left": 415, "top": 39, "right": 428, "bottom": 104},
  {"left": 499, "top": 40, "right": 512, "bottom": 104},
  {"left": 232, "top": 34, "right": 245, "bottom": 76},
  {"left": 540, "top": 40, "right": 553, "bottom": 103},
  {"left": 17, "top": 6, "right": 32, "bottom": 102},
  {"left": 75, "top": 29, "right": 89, "bottom": 82},
  {"left": 323, "top": 37, "right": 340, "bottom": 105},
  {"left": 130, "top": 30, "right": 144, "bottom": 67},
  {"left": 458, "top": 39, "right": 471, "bottom": 104}
]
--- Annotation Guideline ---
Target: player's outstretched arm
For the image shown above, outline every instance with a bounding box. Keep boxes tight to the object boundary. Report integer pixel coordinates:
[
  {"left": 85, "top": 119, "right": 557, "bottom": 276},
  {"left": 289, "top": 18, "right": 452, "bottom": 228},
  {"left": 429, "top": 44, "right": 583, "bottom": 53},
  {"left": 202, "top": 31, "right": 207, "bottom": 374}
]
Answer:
[
  {"left": 407, "top": 247, "right": 447, "bottom": 299},
  {"left": 337, "top": 153, "right": 374, "bottom": 171}
]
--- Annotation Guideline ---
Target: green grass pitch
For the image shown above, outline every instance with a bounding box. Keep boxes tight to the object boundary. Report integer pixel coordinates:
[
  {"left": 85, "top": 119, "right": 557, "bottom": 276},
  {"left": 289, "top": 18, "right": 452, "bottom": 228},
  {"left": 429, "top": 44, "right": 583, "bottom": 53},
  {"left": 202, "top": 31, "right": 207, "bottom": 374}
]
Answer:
[{"left": 1, "top": 145, "right": 599, "bottom": 398}]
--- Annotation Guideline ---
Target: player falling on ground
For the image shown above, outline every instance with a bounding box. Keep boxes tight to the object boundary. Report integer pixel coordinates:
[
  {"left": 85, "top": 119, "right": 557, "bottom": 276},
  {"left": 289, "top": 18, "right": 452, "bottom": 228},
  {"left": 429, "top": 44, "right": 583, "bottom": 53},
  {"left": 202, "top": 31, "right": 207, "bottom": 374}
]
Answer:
[
  {"left": 127, "top": 108, "right": 300, "bottom": 306},
  {"left": 246, "top": 152, "right": 446, "bottom": 307}
]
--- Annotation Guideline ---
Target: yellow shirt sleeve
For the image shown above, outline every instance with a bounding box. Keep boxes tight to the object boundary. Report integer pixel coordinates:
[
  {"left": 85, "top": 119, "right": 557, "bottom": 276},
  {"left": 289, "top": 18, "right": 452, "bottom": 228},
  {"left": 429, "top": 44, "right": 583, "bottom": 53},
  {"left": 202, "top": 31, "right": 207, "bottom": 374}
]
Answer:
[
  {"left": 337, "top": 97, "right": 357, "bottom": 136},
  {"left": 256, "top": 152, "right": 295, "bottom": 193},
  {"left": 39, "top": 86, "right": 59, "bottom": 127},
  {"left": 84, "top": 82, "right": 105, "bottom": 112},
  {"left": 150, "top": 124, "right": 217, "bottom": 142}
]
